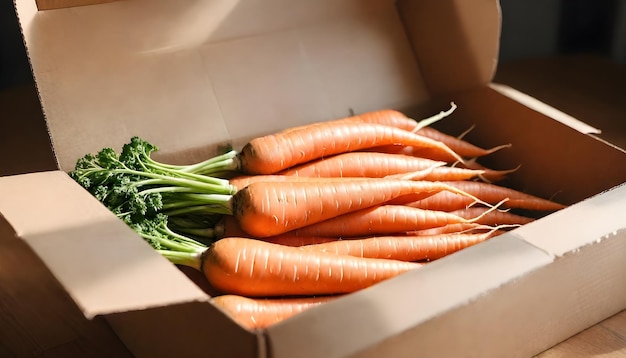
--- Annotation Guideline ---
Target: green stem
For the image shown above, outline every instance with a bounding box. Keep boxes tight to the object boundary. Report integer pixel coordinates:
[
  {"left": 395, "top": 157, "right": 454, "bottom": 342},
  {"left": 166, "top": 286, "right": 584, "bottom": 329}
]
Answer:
[
  {"left": 135, "top": 176, "right": 234, "bottom": 195},
  {"left": 174, "top": 227, "right": 218, "bottom": 239},
  {"left": 158, "top": 250, "right": 204, "bottom": 270},
  {"left": 179, "top": 150, "right": 240, "bottom": 174},
  {"left": 165, "top": 204, "right": 232, "bottom": 216}
]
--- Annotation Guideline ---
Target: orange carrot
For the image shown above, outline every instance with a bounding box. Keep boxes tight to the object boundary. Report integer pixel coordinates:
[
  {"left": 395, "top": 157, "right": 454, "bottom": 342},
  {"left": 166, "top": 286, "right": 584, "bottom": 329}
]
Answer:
[
  {"left": 201, "top": 237, "right": 421, "bottom": 297},
  {"left": 212, "top": 294, "right": 336, "bottom": 330},
  {"left": 280, "top": 109, "right": 418, "bottom": 134},
  {"left": 231, "top": 178, "right": 492, "bottom": 237},
  {"left": 276, "top": 151, "right": 513, "bottom": 182},
  {"left": 228, "top": 174, "right": 360, "bottom": 191},
  {"left": 279, "top": 152, "right": 446, "bottom": 178},
  {"left": 408, "top": 223, "right": 494, "bottom": 235},
  {"left": 260, "top": 234, "right": 339, "bottom": 247},
  {"left": 300, "top": 229, "right": 504, "bottom": 261},
  {"left": 388, "top": 165, "right": 517, "bottom": 183},
  {"left": 237, "top": 121, "right": 467, "bottom": 175},
  {"left": 397, "top": 181, "right": 566, "bottom": 212},
  {"left": 282, "top": 204, "right": 502, "bottom": 238},
  {"left": 334, "top": 104, "right": 457, "bottom": 132}
]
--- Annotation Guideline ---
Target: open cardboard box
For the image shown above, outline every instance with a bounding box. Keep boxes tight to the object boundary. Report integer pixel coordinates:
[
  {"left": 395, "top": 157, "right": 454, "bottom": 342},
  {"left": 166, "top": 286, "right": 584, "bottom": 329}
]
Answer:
[{"left": 2, "top": 0, "right": 626, "bottom": 356}]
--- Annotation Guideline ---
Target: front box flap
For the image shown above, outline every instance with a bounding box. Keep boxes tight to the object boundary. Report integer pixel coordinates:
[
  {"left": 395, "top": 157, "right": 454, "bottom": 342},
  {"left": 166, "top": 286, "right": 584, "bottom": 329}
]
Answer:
[
  {"left": 0, "top": 171, "right": 209, "bottom": 318},
  {"left": 0, "top": 215, "right": 132, "bottom": 356},
  {"left": 265, "top": 234, "right": 552, "bottom": 358}
]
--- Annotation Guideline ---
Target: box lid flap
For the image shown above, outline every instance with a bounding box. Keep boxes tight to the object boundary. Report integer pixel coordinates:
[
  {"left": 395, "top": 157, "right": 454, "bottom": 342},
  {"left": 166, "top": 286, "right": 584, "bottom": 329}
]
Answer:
[
  {"left": 15, "top": 0, "right": 500, "bottom": 172},
  {"left": 0, "top": 171, "right": 209, "bottom": 318}
]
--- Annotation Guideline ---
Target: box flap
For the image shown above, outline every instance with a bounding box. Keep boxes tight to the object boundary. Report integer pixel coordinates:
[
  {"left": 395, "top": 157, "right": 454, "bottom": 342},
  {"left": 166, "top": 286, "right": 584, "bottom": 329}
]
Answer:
[
  {"left": 15, "top": 0, "right": 500, "bottom": 173},
  {"left": 398, "top": 0, "right": 500, "bottom": 96},
  {"left": 515, "top": 183, "right": 626, "bottom": 257},
  {"left": 490, "top": 83, "right": 601, "bottom": 135},
  {"left": 0, "top": 171, "right": 209, "bottom": 319},
  {"left": 265, "top": 234, "right": 552, "bottom": 358}
]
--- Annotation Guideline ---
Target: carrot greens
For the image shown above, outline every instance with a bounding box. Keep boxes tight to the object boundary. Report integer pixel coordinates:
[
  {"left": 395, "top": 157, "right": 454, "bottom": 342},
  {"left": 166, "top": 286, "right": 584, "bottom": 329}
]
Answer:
[{"left": 69, "top": 137, "right": 235, "bottom": 260}]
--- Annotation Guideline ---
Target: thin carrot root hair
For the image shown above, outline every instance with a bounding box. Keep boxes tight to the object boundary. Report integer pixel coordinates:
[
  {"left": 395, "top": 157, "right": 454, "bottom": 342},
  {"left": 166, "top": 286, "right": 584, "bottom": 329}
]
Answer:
[
  {"left": 383, "top": 162, "right": 448, "bottom": 180},
  {"left": 410, "top": 102, "right": 458, "bottom": 133}
]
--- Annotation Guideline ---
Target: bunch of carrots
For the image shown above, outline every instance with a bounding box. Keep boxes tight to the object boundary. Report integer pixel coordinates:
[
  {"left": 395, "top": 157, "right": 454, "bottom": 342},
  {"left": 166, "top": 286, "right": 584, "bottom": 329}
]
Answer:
[{"left": 70, "top": 103, "right": 566, "bottom": 330}]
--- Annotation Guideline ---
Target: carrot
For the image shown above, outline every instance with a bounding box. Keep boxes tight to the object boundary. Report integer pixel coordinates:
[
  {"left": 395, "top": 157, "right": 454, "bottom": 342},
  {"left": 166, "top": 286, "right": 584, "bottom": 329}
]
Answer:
[
  {"left": 388, "top": 165, "right": 517, "bottom": 183},
  {"left": 371, "top": 142, "right": 511, "bottom": 164},
  {"left": 282, "top": 203, "right": 504, "bottom": 238},
  {"left": 260, "top": 234, "right": 339, "bottom": 247},
  {"left": 227, "top": 174, "right": 385, "bottom": 191},
  {"left": 276, "top": 151, "right": 513, "bottom": 182},
  {"left": 349, "top": 106, "right": 511, "bottom": 159},
  {"left": 396, "top": 181, "right": 567, "bottom": 212},
  {"left": 335, "top": 103, "right": 457, "bottom": 132},
  {"left": 201, "top": 237, "right": 421, "bottom": 297},
  {"left": 279, "top": 152, "right": 446, "bottom": 178},
  {"left": 448, "top": 207, "right": 535, "bottom": 226},
  {"left": 237, "top": 121, "right": 467, "bottom": 175},
  {"left": 212, "top": 294, "right": 336, "bottom": 330},
  {"left": 232, "top": 178, "right": 493, "bottom": 237},
  {"left": 300, "top": 228, "right": 505, "bottom": 262},
  {"left": 408, "top": 223, "right": 496, "bottom": 236}
]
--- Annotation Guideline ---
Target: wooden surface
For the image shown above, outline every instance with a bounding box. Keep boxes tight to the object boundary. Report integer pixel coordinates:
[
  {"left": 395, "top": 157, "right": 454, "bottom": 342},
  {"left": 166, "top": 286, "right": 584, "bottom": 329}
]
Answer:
[{"left": 536, "top": 310, "right": 626, "bottom": 357}]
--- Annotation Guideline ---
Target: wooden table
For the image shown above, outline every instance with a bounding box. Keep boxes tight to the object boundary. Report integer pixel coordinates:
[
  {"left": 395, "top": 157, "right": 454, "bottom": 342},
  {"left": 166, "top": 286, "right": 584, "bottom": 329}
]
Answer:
[{"left": 537, "top": 310, "right": 626, "bottom": 357}]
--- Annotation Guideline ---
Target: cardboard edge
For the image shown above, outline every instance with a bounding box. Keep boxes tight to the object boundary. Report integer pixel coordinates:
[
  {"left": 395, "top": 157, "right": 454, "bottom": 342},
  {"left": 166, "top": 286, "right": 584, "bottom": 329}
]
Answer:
[
  {"left": 490, "top": 83, "right": 601, "bottom": 135},
  {"left": 265, "top": 233, "right": 553, "bottom": 358},
  {"left": 35, "top": 0, "right": 119, "bottom": 11},
  {"left": 13, "top": 0, "right": 61, "bottom": 169},
  {"left": 514, "top": 182, "right": 626, "bottom": 257},
  {"left": 103, "top": 300, "right": 262, "bottom": 358},
  {"left": 0, "top": 171, "right": 212, "bottom": 320},
  {"left": 352, "top": 228, "right": 626, "bottom": 358}
]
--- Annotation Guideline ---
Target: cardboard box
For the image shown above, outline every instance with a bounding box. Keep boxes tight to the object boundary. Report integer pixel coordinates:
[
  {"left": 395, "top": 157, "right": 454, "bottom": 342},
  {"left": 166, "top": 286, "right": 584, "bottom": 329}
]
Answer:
[{"left": 3, "top": 0, "right": 626, "bottom": 357}]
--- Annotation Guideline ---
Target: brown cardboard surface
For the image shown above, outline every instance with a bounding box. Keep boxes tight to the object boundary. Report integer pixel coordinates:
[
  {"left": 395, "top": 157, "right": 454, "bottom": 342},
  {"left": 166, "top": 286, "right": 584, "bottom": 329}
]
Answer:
[
  {"left": 398, "top": 0, "right": 500, "bottom": 95},
  {"left": 266, "top": 234, "right": 552, "bottom": 358},
  {"left": 424, "top": 86, "right": 626, "bottom": 205},
  {"left": 7, "top": 0, "right": 626, "bottom": 357},
  {"left": 0, "top": 217, "right": 131, "bottom": 357},
  {"left": 0, "top": 171, "right": 209, "bottom": 319},
  {"left": 353, "top": 229, "right": 626, "bottom": 358},
  {"left": 16, "top": 0, "right": 430, "bottom": 171},
  {"left": 494, "top": 55, "right": 626, "bottom": 150},
  {"left": 35, "top": 0, "right": 118, "bottom": 11}
]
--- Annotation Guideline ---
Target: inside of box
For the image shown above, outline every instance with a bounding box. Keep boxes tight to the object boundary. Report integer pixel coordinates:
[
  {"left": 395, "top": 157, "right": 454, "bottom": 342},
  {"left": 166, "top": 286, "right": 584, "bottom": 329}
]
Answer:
[
  {"left": 16, "top": 0, "right": 498, "bottom": 172},
  {"left": 415, "top": 87, "right": 626, "bottom": 206}
]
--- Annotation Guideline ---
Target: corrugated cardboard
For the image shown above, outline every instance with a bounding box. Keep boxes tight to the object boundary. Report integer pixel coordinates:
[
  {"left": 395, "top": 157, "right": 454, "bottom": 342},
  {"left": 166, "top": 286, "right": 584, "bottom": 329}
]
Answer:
[{"left": 3, "top": 0, "right": 626, "bottom": 357}]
